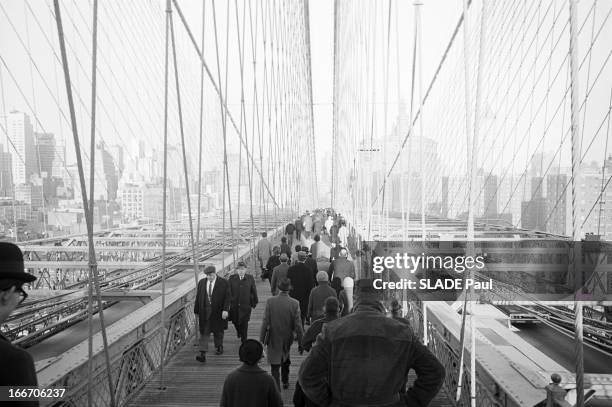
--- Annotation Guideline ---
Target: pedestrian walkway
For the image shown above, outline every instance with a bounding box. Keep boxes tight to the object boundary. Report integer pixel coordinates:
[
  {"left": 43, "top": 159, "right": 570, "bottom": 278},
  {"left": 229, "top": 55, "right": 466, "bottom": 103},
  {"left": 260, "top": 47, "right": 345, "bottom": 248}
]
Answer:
[{"left": 129, "top": 276, "right": 453, "bottom": 406}]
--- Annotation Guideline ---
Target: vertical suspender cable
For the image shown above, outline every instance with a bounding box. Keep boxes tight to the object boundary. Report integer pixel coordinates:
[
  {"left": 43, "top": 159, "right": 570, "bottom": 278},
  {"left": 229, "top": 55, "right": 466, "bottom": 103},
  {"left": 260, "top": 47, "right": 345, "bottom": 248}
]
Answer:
[
  {"left": 171, "top": 0, "right": 280, "bottom": 213},
  {"left": 416, "top": 1, "right": 425, "bottom": 242},
  {"left": 169, "top": 1, "right": 200, "bottom": 303},
  {"left": 456, "top": 0, "right": 472, "bottom": 401},
  {"left": 569, "top": 0, "right": 584, "bottom": 404},
  {"left": 53, "top": 2, "right": 115, "bottom": 405},
  {"left": 467, "top": 2, "right": 487, "bottom": 406},
  {"left": 0, "top": 67, "right": 17, "bottom": 242},
  {"left": 195, "top": 1, "right": 207, "bottom": 276},
  {"left": 86, "top": 0, "right": 98, "bottom": 404},
  {"left": 212, "top": 0, "right": 233, "bottom": 270},
  {"left": 159, "top": 0, "right": 171, "bottom": 391}
]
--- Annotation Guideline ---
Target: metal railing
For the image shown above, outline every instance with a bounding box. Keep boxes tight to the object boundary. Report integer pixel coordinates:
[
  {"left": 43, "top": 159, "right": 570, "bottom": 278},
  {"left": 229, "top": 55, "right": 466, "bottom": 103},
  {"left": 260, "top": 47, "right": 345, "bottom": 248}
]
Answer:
[
  {"left": 405, "top": 301, "right": 503, "bottom": 407},
  {"left": 42, "top": 222, "right": 288, "bottom": 407},
  {"left": 54, "top": 304, "right": 196, "bottom": 407}
]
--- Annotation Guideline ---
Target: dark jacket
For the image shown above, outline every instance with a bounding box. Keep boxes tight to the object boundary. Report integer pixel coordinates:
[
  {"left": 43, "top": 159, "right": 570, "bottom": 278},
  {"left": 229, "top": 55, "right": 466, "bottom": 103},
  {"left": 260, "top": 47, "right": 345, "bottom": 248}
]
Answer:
[
  {"left": 302, "top": 314, "right": 338, "bottom": 352},
  {"left": 194, "top": 276, "right": 231, "bottom": 333},
  {"left": 0, "top": 333, "right": 39, "bottom": 407},
  {"left": 260, "top": 292, "right": 304, "bottom": 365},
  {"left": 271, "top": 263, "right": 290, "bottom": 296},
  {"left": 304, "top": 257, "right": 319, "bottom": 281},
  {"left": 280, "top": 243, "right": 292, "bottom": 258},
  {"left": 287, "top": 262, "right": 316, "bottom": 315},
  {"left": 299, "top": 301, "right": 445, "bottom": 407},
  {"left": 220, "top": 364, "right": 283, "bottom": 407},
  {"left": 265, "top": 255, "right": 281, "bottom": 275},
  {"left": 228, "top": 274, "right": 258, "bottom": 323},
  {"left": 307, "top": 282, "right": 337, "bottom": 321},
  {"left": 295, "top": 219, "right": 304, "bottom": 231}
]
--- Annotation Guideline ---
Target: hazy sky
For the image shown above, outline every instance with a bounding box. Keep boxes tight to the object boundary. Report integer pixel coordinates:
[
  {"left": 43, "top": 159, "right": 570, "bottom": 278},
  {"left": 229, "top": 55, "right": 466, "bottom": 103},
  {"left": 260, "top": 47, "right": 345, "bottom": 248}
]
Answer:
[{"left": 1, "top": 0, "right": 610, "bottom": 187}]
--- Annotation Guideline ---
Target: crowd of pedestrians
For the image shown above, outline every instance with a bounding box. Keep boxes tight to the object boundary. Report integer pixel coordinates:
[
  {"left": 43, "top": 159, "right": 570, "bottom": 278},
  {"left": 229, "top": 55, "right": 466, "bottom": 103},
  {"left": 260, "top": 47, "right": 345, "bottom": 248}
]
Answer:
[
  {"left": 0, "top": 209, "right": 445, "bottom": 407},
  {"left": 218, "top": 209, "right": 445, "bottom": 406}
]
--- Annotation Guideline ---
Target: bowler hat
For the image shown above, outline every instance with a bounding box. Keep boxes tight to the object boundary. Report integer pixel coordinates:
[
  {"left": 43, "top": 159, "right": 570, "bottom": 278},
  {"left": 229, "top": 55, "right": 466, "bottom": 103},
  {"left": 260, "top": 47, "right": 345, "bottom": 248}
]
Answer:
[
  {"left": 0, "top": 242, "right": 36, "bottom": 290},
  {"left": 236, "top": 261, "right": 247, "bottom": 269}
]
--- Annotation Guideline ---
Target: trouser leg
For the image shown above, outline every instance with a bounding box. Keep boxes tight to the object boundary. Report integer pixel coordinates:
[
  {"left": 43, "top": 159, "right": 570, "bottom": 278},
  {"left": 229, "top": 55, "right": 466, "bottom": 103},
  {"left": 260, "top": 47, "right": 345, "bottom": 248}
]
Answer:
[
  {"left": 212, "top": 330, "right": 224, "bottom": 348},
  {"left": 271, "top": 364, "right": 280, "bottom": 389},
  {"left": 281, "top": 358, "right": 291, "bottom": 384},
  {"left": 239, "top": 318, "right": 249, "bottom": 340},
  {"left": 198, "top": 320, "right": 211, "bottom": 352}
]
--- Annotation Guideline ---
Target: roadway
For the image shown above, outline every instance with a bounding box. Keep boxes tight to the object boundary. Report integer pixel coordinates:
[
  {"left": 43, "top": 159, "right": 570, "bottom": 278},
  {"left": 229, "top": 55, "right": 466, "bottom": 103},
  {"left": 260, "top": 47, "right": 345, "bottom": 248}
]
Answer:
[
  {"left": 29, "top": 266, "right": 200, "bottom": 362},
  {"left": 515, "top": 323, "right": 612, "bottom": 374}
]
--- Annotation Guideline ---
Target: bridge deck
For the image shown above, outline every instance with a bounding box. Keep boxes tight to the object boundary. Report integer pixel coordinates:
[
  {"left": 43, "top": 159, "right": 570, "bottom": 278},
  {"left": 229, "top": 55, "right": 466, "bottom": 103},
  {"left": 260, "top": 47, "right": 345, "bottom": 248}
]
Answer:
[{"left": 129, "top": 278, "right": 453, "bottom": 407}]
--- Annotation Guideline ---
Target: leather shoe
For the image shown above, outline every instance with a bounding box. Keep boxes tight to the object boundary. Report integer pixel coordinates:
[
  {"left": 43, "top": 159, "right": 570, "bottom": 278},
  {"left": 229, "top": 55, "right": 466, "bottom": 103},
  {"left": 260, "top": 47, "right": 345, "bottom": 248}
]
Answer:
[
  {"left": 215, "top": 345, "right": 224, "bottom": 355},
  {"left": 196, "top": 353, "right": 206, "bottom": 363}
]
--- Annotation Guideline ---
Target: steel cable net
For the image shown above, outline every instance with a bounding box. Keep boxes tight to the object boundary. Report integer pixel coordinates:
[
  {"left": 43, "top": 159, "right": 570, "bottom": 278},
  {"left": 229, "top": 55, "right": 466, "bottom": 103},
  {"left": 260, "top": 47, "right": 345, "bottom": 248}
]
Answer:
[
  {"left": 332, "top": 0, "right": 612, "bottom": 241},
  {"left": 0, "top": 0, "right": 317, "bottom": 228}
]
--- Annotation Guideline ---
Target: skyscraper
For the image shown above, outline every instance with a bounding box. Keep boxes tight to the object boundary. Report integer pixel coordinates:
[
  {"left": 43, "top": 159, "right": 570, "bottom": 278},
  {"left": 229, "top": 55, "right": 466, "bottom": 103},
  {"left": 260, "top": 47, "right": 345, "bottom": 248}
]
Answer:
[
  {"left": 34, "top": 132, "right": 56, "bottom": 178},
  {"left": 2, "top": 111, "right": 36, "bottom": 185},
  {"left": 546, "top": 174, "right": 567, "bottom": 236},
  {"left": 0, "top": 144, "right": 12, "bottom": 197}
]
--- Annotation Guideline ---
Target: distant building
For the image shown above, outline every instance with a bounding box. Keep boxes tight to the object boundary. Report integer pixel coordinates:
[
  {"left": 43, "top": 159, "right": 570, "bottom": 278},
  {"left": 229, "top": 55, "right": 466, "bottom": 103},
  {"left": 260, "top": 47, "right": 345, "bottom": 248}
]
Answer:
[
  {"left": 546, "top": 174, "right": 567, "bottom": 236},
  {"left": 521, "top": 198, "right": 547, "bottom": 231},
  {"left": 119, "top": 182, "right": 181, "bottom": 222},
  {"left": 483, "top": 175, "right": 498, "bottom": 217},
  {"left": 0, "top": 144, "right": 12, "bottom": 197},
  {"left": 2, "top": 111, "right": 36, "bottom": 185},
  {"left": 34, "top": 132, "right": 56, "bottom": 178}
]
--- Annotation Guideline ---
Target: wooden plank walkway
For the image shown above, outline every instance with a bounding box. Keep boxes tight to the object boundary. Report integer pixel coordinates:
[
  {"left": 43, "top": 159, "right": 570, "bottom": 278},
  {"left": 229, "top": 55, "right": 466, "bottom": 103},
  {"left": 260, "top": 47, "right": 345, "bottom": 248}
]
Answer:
[{"left": 129, "top": 276, "right": 452, "bottom": 407}]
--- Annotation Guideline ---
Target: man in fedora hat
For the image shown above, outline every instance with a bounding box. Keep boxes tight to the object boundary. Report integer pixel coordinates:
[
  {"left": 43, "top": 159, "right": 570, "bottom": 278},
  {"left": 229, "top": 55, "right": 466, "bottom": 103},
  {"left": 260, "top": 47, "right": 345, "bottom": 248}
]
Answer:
[
  {"left": 0, "top": 242, "right": 39, "bottom": 405},
  {"left": 260, "top": 278, "right": 303, "bottom": 390},
  {"left": 194, "top": 265, "right": 230, "bottom": 363},
  {"left": 287, "top": 251, "right": 315, "bottom": 328},
  {"left": 228, "top": 261, "right": 258, "bottom": 343}
]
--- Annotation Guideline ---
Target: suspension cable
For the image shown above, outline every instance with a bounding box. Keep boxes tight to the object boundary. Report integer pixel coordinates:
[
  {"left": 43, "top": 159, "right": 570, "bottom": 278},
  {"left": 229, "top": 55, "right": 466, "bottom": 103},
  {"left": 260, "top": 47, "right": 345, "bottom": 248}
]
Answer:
[{"left": 52, "top": 1, "right": 115, "bottom": 405}]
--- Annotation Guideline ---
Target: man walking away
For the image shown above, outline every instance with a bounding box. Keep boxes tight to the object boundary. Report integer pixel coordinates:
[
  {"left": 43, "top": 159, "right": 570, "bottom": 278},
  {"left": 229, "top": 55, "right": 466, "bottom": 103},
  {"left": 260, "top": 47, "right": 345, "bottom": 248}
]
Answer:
[
  {"left": 194, "top": 265, "right": 231, "bottom": 362},
  {"left": 0, "top": 243, "right": 39, "bottom": 407},
  {"left": 287, "top": 252, "right": 315, "bottom": 327},
  {"left": 256, "top": 232, "right": 272, "bottom": 277},
  {"left": 307, "top": 271, "right": 337, "bottom": 323},
  {"left": 299, "top": 279, "right": 445, "bottom": 407},
  {"left": 295, "top": 217, "right": 304, "bottom": 241},
  {"left": 294, "top": 297, "right": 340, "bottom": 407},
  {"left": 228, "top": 261, "right": 258, "bottom": 342},
  {"left": 271, "top": 253, "right": 290, "bottom": 296},
  {"left": 260, "top": 278, "right": 304, "bottom": 390},
  {"left": 263, "top": 246, "right": 281, "bottom": 282},
  {"left": 285, "top": 222, "right": 296, "bottom": 247},
  {"left": 328, "top": 248, "right": 355, "bottom": 294},
  {"left": 220, "top": 339, "right": 283, "bottom": 407},
  {"left": 280, "top": 236, "right": 292, "bottom": 258}
]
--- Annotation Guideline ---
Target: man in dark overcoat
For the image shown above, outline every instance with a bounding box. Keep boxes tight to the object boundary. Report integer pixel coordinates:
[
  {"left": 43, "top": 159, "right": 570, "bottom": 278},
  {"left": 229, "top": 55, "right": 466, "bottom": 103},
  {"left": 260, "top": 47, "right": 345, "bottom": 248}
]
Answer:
[
  {"left": 228, "top": 261, "right": 258, "bottom": 342},
  {"left": 260, "top": 278, "right": 304, "bottom": 390},
  {"left": 287, "top": 251, "right": 315, "bottom": 327},
  {"left": 194, "top": 265, "right": 230, "bottom": 363}
]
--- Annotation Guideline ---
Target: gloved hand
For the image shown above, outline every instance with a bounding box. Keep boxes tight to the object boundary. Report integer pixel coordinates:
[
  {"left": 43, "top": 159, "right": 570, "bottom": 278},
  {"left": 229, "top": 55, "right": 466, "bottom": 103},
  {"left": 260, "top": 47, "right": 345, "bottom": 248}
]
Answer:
[{"left": 222, "top": 311, "right": 229, "bottom": 320}]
